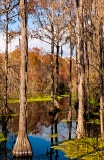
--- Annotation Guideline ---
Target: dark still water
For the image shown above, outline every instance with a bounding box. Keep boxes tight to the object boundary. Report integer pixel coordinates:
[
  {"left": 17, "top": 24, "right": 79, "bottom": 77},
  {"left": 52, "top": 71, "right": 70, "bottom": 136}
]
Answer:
[{"left": 0, "top": 99, "right": 76, "bottom": 160}]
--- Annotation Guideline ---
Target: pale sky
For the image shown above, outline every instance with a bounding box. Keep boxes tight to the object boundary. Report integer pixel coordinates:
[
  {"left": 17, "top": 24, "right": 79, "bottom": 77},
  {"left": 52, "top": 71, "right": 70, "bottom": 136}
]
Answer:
[{"left": 0, "top": 33, "right": 70, "bottom": 57}]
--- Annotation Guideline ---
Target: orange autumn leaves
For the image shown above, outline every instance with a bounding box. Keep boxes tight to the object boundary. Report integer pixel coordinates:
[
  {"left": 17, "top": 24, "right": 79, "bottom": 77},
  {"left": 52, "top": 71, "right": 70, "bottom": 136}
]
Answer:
[{"left": 0, "top": 47, "right": 76, "bottom": 97}]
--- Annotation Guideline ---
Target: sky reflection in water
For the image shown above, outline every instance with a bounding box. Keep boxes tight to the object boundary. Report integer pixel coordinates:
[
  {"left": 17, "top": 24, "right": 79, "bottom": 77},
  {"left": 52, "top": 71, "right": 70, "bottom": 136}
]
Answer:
[
  {"left": 0, "top": 121, "right": 76, "bottom": 160},
  {"left": 29, "top": 121, "right": 76, "bottom": 159}
]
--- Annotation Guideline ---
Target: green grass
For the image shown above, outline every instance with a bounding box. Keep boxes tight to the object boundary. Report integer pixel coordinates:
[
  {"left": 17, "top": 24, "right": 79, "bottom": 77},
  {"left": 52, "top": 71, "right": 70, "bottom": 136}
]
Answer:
[
  {"left": 8, "top": 99, "right": 20, "bottom": 103},
  {"left": 0, "top": 133, "right": 7, "bottom": 142},
  {"left": 8, "top": 95, "right": 101, "bottom": 106},
  {"left": 8, "top": 96, "right": 52, "bottom": 103},
  {"left": 90, "top": 99, "right": 99, "bottom": 106},
  {"left": 8, "top": 95, "right": 69, "bottom": 104},
  {"left": 27, "top": 96, "right": 52, "bottom": 102},
  {"left": 86, "top": 119, "right": 100, "bottom": 125},
  {"left": 0, "top": 113, "right": 19, "bottom": 117},
  {"left": 52, "top": 137, "right": 104, "bottom": 160}
]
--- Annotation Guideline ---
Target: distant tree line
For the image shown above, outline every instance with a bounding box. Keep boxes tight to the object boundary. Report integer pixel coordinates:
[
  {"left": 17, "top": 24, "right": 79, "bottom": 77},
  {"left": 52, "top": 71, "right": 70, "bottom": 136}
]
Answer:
[{"left": 0, "top": 47, "right": 76, "bottom": 99}]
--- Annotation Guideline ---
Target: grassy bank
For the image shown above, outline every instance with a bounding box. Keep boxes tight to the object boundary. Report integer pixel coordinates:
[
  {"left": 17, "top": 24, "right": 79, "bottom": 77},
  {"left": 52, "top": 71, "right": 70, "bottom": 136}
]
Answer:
[
  {"left": 52, "top": 137, "right": 104, "bottom": 160},
  {"left": 8, "top": 95, "right": 69, "bottom": 104}
]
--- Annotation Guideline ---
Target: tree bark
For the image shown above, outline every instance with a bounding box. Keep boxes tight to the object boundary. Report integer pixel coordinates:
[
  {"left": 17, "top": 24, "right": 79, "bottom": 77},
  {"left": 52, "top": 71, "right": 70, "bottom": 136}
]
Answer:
[
  {"left": 85, "top": 42, "right": 90, "bottom": 111},
  {"left": 99, "top": 19, "right": 104, "bottom": 141},
  {"left": 12, "top": 0, "right": 32, "bottom": 157},
  {"left": 76, "top": 0, "right": 85, "bottom": 139},
  {"left": 51, "top": 22, "right": 55, "bottom": 104},
  {"left": 56, "top": 42, "right": 59, "bottom": 99},
  {"left": 67, "top": 44, "right": 73, "bottom": 139},
  {"left": 5, "top": 9, "right": 8, "bottom": 113}
]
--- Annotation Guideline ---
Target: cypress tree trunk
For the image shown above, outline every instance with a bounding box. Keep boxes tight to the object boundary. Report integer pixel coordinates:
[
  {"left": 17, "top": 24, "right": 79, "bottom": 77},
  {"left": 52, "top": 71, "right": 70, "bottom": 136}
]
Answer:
[
  {"left": 50, "top": 2, "right": 55, "bottom": 113},
  {"left": 85, "top": 42, "right": 90, "bottom": 111},
  {"left": 67, "top": 44, "right": 73, "bottom": 139},
  {"left": 2, "top": 1, "right": 9, "bottom": 115},
  {"left": 12, "top": 0, "right": 32, "bottom": 157},
  {"left": 76, "top": 0, "right": 85, "bottom": 139},
  {"left": 83, "top": 2, "right": 90, "bottom": 115},
  {"left": 51, "top": 22, "right": 55, "bottom": 104},
  {"left": 56, "top": 42, "right": 59, "bottom": 100},
  {"left": 4, "top": 9, "right": 8, "bottom": 113},
  {"left": 99, "top": 18, "right": 104, "bottom": 141}
]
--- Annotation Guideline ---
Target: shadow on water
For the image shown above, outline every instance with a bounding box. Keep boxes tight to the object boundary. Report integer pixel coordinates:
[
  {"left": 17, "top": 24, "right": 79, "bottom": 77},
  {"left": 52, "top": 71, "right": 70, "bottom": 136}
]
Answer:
[
  {"left": 0, "top": 115, "right": 16, "bottom": 160},
  {"left": 0, "top": 99, "right": 77, "bottom": 160}
]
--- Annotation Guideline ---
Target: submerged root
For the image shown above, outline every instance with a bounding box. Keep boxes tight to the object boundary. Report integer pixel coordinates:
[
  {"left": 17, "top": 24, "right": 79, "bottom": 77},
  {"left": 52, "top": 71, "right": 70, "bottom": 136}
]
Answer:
[{"left": 12, "top": 135, "right": 32, "bottom": 157}]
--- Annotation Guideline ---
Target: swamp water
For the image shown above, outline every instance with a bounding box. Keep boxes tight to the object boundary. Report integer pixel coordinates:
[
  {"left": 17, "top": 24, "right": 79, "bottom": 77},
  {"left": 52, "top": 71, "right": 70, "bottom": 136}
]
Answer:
[{"left": 0, "top": 99, "right": 77, "bottom": 160}]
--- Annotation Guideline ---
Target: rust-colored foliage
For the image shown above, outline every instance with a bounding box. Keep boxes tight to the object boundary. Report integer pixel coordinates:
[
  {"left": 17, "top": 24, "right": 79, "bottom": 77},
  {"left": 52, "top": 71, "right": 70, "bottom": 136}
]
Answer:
[
  {"left": 28, "top": 0, "right": 38, "bottom": 14},
  {"left": 0, "top": 47, "right": 76, "bottom": 98},
  {"left": 28, "top": 0, "right": 47, "bottom": 14},
  {"left": 9, "top": 48, "right": 21, "bottom": 60}
]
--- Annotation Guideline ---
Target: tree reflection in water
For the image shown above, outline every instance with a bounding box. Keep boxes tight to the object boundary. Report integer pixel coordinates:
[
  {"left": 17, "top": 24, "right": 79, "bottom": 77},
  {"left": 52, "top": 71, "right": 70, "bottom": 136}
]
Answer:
[{"left": 0, "top": 99, "right": 76, "bottom": 159}]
